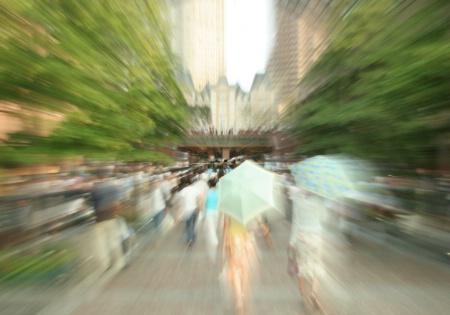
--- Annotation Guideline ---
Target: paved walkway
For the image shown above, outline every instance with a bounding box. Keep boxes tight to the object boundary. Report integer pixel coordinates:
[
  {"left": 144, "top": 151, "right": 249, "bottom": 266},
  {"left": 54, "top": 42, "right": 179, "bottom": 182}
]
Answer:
[
  {"left": 68, "top": 217, "right": 450, "bottom": 315},
  {"left": 4, "top": 217, "right": 450, "bottom": 315},
  {"left": 69, "top": 219, "right": 304, "bottom": 315}
]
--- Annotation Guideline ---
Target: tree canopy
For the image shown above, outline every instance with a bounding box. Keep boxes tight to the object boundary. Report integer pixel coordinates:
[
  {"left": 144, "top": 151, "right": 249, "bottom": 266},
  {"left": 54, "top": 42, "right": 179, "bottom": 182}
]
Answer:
[
  {"left": 0, "top": 0, "right": 190, "bottom": 166},
  {"left": 285, "top": 0, "right": 450, "bottom": 167}
]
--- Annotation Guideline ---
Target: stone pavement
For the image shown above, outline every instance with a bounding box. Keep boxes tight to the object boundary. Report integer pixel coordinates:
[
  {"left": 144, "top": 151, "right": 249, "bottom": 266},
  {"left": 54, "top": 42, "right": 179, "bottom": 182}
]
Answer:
[
  {"left": 69, "top": 219, "right": 305, "bottom": 315},
  {"left": 318, "top": 223, "right": 450, "bottom": 315},
  {"left": 68, "top": 217, "right": 450, "bottom": 315},
  {"left": 4, "top": 217, "right": 450, "bottom": 315}
]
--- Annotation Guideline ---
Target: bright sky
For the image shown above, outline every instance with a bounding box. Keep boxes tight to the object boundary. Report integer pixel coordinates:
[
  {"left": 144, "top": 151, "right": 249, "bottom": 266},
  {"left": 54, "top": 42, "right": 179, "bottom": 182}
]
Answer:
[{"left": 226, "top": 0, "right": 274, "bottom": 92}]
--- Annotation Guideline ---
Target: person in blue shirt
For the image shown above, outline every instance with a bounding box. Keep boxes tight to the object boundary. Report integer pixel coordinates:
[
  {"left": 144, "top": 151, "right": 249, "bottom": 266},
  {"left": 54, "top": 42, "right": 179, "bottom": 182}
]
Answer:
[
  {"left": 207, "top": 163, "right": 217, "bottom": 180},
  {"left": 204, "top": 178, "right": 220, "bottom": 262}
]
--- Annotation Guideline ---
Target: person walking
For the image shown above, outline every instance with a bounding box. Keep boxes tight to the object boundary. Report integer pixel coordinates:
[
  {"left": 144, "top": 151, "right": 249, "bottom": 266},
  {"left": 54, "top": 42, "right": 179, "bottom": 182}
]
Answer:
[
  {"left": 222, "top": 216, "right": 257, "bottom": 315},
  {"left": 194, "top": 172, "right": 209, "bottom": 223},
  {"left": 151, "top": 179, "right": 166, "bottom": 236},
  {"left": 217, "top": 165, "right": 226, "bottom": 180},
  {"left": 159, "top": 174, "right": 174, "bottom": 207},
  {"left": 180, "top": 177, "right": 201, "bottom": 247},
  {"left": 208, "top": 163, "right": 218, "bottom": 180},
  {"left": 204, "top": 178, "right": 220, "bottom": 262},
  {"left": 91, "top": 173, "right": 123, "bottom": 222},
  {"left": 287, "top": 186, "right": 324, "bottom": 311},
  {"left": 91, "top": 173, "right": 127, "bottom": 271},
  {"left": 169, "top": 185, "right": 183, "bottom": 222}
]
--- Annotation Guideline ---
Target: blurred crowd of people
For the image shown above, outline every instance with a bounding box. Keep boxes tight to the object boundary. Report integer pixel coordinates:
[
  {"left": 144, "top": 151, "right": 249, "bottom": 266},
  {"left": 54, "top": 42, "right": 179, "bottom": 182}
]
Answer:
[
  {"left": 3, "top": 159, "right": 450, "bottom": 314},
  {"left": 145, "top": 162, "right": 275, "bottom": 315}
]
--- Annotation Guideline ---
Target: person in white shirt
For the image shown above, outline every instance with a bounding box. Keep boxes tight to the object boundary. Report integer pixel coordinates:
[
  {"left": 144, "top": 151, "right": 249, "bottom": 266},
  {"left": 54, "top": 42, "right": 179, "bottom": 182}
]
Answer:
[
  {"left": 193, "top": 172, "right": 209, "bottom": 220},
  {"left": 180, "top": 177, "right": 201, "bottom": 246},
  {"left": 159, "top": 174, "right": 174, "bottom": 204},
  {"left": 151, "top": 180, "right": 167, "bottom": 236},
  {"left": 287, "top": 186, "right": 324, "bottom": 311},
  {"left": 169, "top": 186, "right": 183, "bottom": 222}
]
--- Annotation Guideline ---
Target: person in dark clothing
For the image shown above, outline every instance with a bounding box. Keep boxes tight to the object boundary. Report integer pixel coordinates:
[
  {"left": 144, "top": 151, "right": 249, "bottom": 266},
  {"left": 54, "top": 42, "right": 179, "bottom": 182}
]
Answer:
[
  {"left": 91, "top": 174, "right": 123, "bottom": 222},
  {"left": 217, "top": 165, "right": 226, "bottom": 179}
]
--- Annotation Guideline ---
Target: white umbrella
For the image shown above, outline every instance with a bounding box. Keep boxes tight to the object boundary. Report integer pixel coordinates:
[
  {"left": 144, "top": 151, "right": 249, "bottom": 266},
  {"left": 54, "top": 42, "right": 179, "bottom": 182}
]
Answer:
[{"left": 217, "top": 160, "right": 284, "bottom": 225}]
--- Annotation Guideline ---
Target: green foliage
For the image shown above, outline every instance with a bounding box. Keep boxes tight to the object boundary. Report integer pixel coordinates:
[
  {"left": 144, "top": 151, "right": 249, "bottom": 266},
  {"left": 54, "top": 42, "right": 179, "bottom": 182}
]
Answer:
[
  {"left": 286, "top": 0, "right": 450, "bottom": 166},
  {"left": 0, "top": 0, "right": 190, "bottom": 166},
  {"left": 0, "top": 147, "right": 40, "bottom": 168},
  {"left": 0, "top": 244, "right": 77, "bottom": 284},
  {"left": 117, "top": 150, "right": 174, "bottom": 164}
]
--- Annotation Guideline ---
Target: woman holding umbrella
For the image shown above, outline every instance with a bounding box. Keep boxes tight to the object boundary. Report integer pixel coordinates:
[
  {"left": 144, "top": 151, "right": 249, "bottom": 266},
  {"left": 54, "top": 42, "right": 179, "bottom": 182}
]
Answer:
[
  {"left": 217, "top": 160, "right": 285, "bottom": 314},
  {"left": 287, "top": 186, "right": 324, "bottom": 311},
  {"left": 289, "top": 155, "right": 367, "bottom": 312},
  {"left": 222, "top": 216, "right": 257, "bottom": 315}
]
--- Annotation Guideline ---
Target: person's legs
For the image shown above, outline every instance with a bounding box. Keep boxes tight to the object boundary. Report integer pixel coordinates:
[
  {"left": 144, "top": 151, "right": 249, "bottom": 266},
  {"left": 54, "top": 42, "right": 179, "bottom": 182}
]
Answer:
[
  {"left": 191, "top": 210, "right": 198, "bottom": 242},
  {"left": 296, "top": 275, "right": 308, "bottom": 301},
  {"left": 228, "top": 246, "right": 244, "bottom": 314},
  {"left": 233, "top": 270, "right": 244, "bottom": 315},
  {"left": 213, "top": 211, "right": 219, "bottom": 230},
  {"left": 205, "top": 212, "right": 219, "bottom": 243},
  {"left": 153, "top": 209, "right": 165, "bottom": 236},
  {"left": 296, "top": 233, "right": 323, "bottom": 311},
  {"left": 310, "top": 278, "right": 323, "bottom": 311},
  {"left": 309, "top": 235, "right": 323, "bottom": 311},
  {"left": 205, "top": 212, "right": 219, "bottom": 262},
  {"left": 185, "top": 211, "right": 198, "bottom": 245},
  {"left": 107, "top": 219, "right": 125, "bottom": 270},
  {"left": 185, "top": 213, "right": 193, "bottom": 244},
  {"left": 233, "top": 235, "right": 252, "bottom": 315},
  {"left": 293, "top": 235, "right": 312, "bottom": 304}
]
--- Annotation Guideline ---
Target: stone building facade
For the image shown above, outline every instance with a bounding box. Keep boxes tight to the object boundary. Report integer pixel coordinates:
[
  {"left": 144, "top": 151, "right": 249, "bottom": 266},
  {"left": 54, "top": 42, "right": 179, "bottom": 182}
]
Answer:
[{"left": 180, "top": 73, "right": 275, "bottom": 134}]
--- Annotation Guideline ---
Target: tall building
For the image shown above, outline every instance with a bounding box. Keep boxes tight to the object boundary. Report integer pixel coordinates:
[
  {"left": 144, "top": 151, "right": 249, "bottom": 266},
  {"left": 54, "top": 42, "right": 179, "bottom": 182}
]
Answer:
[
  {"left": 265, "top": 0, "right": 331, "bottom": 113},
  {"left": 167, "top": 0, "right": 226, "bottom": 90},
  {"left": 167, "top": 1, "right": 277, "bottom": 135}
]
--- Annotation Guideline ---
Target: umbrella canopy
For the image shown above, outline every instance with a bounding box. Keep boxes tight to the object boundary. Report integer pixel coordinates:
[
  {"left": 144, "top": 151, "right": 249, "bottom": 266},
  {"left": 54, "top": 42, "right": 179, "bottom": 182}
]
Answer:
[
  {"left": 217, "top": 160, "right": 284, "bottom": 225},
  {"left": 291, "top": 155, "right": 373, "bottom": 200}
]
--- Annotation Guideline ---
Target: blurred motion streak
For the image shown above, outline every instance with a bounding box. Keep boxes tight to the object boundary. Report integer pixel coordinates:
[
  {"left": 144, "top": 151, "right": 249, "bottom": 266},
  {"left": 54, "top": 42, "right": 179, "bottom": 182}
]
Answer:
[
  {"left": 282, "top": 0, "right": 450, "bottom": 169},
  {"left": 1, "top": 0, "right": 190, "bottom": 168},
  {"left": 1, "top": 0, "right": 450, "bottom": 314}
]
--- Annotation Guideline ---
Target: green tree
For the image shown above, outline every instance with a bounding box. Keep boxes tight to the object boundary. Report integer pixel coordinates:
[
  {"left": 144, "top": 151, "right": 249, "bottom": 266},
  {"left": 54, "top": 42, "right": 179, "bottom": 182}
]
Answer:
[
  {"left": 0, "top": 0, "right": 190, "bottom": 166},
  {"left": 286, "top": 0, "right": 450, "bottom": 166}
]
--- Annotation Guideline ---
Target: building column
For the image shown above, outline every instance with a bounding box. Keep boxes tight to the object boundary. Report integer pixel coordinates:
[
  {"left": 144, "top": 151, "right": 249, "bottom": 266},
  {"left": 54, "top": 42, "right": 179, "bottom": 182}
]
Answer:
[{"left": 222, "top": 148, "right": 230, "bottom": 160}]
